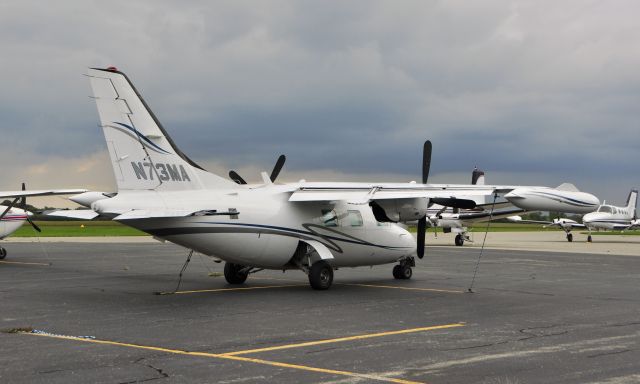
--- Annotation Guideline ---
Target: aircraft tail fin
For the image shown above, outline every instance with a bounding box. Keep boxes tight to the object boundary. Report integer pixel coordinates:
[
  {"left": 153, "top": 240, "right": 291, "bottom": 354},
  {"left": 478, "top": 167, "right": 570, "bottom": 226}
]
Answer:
[
  {"left": 87, "top": 67, "right": 236, "bottom": 192},
  {"left": 626, "top": 189, "right": 638, "bottom": 218},
  {"left": 556, "top": 183, "right": 580, "bottom": 192},
  {"left": 471, "top": 167, "right": 485, "bottom": 186}
]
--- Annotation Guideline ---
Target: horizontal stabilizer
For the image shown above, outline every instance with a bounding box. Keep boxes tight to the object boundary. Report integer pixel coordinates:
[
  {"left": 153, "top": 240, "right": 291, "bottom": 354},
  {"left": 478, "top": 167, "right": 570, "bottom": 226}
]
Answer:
[
  {"left": 46, "top": 210, "right": 100, "bottom": 220},
  {"left": 0, "top": 189, "right": 88, "bottom": 199}
]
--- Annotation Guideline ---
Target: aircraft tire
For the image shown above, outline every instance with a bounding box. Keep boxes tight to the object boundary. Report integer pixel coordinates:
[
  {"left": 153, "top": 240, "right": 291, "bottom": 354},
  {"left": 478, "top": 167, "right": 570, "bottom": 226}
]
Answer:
[
  {"left": 392, "top": 265, "right": 401, "bottom": 279},
  {"left": 567, "top": 233, "right": 573, "bottom": 242},
  {"left": 454, "top": 234, "right": 464, "bottom": 246},
  {"left": 0, "top": 247, "right": 6, "bottom": 259},
  {"left": 393, "top": 264, "right": 412, "bottom": 280},
  {"left": 224, "top": 262, "right": 248, "bottom": 284},
  {"left": 587, "top": 235, "right": 592, "bottom": 243},
  {"left": 308, "top": 261, "right": 333, "bottom": 290}
]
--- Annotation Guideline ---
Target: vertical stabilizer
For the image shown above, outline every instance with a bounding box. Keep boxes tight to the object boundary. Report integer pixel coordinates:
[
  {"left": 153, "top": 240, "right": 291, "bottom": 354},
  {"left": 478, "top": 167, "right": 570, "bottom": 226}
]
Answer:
[
  {"left": 87, "top": 67, "right": 236, "bottom": 192},
  {"left": 626, "top": 189, "right": 638, "bottom": 218}
]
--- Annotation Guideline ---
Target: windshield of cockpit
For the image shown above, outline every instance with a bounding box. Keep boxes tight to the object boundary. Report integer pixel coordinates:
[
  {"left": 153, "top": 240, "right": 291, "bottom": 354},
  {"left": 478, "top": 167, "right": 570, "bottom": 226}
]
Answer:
[{"left": 598, "top": 206, "right": 613, "bottom": 213}]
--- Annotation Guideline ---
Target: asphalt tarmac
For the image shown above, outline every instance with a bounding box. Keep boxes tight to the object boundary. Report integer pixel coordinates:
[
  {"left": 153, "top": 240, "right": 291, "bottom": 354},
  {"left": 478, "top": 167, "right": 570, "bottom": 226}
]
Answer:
[{"left": 1, "top": 240, "right": 638, "bottom": 383}]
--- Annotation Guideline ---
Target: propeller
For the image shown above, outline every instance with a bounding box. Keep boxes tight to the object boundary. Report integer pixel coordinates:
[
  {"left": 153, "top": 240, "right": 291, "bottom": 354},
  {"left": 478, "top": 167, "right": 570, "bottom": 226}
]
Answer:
[
  {"left": 229, "top": 154, "right": 286, "bottom": 184},
  {"left": 270, "top": 155, "right": 286, "bottom": 182},
  {"left": 417, "top": 140, "right": 432, "bottom": 258},
  {"left": 17, "top": 183, "right": 41, "bottom": 232},
  {"left": 229, "top": 171, "right": 247, "bottom": 185},
  {"left": 422, "top": 140, "right": 432, "bottom": 184}
]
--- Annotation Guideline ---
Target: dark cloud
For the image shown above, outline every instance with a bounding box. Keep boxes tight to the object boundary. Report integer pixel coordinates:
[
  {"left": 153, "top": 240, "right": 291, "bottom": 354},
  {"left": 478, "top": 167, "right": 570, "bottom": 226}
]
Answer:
[{"left": 1, "top": 1, "right": 639, "bottom": 203}]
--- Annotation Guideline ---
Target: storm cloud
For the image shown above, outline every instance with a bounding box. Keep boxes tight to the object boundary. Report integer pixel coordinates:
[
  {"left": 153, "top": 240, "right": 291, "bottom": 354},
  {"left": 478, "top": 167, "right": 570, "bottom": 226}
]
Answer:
[{"left": 1, "top": 1, "right": 639, "bottom": 206}]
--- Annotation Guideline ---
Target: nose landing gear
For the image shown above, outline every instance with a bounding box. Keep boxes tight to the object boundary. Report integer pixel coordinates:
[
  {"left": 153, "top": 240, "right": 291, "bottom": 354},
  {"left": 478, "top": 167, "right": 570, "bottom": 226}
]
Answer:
[{"left": 393, "top": 257, "right": 415, "bottom": 280}]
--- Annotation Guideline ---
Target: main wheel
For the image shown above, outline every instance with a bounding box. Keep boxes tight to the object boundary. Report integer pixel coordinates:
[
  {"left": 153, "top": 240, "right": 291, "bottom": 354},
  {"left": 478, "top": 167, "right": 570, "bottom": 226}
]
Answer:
[
  {"left": 0, "top": 247, "right": 6, "bottom": 259},
  {"left": 224, "top": 262, "right": 248, "bottom": 284},
  {"left": 308, "top": 261, "right": 333, "bottom": 290},
  {"left": 567, "top": 233, "right": 573, "bottom": 242},
  {"left": 587, "top": 235, "right": 592, "bottom": 243},
  {"left": 454, "top": 234, "right": 464, "bottom": 246}
]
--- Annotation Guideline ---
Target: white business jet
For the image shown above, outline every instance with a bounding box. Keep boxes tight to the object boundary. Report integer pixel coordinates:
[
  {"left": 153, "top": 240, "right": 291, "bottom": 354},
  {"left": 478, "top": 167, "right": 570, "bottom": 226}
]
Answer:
[
  {"left": 63, "top": 67, "right": 600, "bottom": 290},
  {"left": 509, "top": 190, "right": 637, "bottom": 242},
  {"left": 425, "top": 167, "right": 528, "bottom": 246},
  {"left": 0, "top": 185, "right": 87, "bottom": 258}
]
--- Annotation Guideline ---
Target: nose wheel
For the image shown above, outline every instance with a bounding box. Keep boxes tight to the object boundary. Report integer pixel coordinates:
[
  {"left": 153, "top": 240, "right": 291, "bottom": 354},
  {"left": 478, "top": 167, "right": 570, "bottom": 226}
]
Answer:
[{"left": 393, "top": 258, "right": 414, "bottom": 280}]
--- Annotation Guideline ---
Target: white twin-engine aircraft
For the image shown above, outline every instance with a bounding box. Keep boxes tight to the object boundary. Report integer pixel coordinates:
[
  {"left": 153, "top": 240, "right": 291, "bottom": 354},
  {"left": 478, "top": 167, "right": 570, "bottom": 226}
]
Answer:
[
  {"left": 0, "top": 186, "right": 87, "bottom": 259},
  {"left": 509, "top": 190, "right": 638, "bottom": 242},
  {"left": 68, "top": 67, "right": 600, "bottom": 290}
]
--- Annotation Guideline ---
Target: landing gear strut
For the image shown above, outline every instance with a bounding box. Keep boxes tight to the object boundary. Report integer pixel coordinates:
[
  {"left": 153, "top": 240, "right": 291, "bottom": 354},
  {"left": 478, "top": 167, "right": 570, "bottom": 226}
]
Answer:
[
  {"left": 224, "top": 262, "right": 249, "bottom": 284},
  {"left": 0, "top": 247, "right": 6, "bottom": 259},
  {"left": 393, "top": 257, "right": 414, "bottom": 280}
]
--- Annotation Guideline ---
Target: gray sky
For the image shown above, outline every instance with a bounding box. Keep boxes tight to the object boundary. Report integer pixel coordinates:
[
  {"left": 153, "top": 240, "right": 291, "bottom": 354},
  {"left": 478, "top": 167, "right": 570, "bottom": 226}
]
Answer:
[{"left": 1, "top": 0, "right": 639, "bottom": 208}]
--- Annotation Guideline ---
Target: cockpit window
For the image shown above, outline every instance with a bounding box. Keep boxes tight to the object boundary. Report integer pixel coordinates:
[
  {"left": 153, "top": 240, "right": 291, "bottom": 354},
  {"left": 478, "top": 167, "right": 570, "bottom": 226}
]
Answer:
[
  {"left": 321, "top": 209, "right": 338, "bottom": 227},
  {"left": 346, "top": 210, "right": 363, "bottom": 227},
  {"left": 598, "top": 206, "right": 612, "bottom": 213}
]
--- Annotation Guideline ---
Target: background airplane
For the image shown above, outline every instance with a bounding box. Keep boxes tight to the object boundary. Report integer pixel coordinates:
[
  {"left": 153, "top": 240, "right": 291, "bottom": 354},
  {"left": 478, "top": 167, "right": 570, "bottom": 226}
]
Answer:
[
  {"left": 0, "top": 185, "right": 87, "bottom": 259},
  {"left": 508, "top": 189, "right": 637, "bottom": 242},
  {"left": 51, "top": 66, "right": 602, "bottom": 290}
]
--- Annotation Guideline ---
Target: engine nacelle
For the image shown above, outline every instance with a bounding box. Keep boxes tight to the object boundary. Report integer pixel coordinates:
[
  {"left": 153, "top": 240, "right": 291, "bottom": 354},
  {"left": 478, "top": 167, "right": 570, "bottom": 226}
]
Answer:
[{"left": 370, "top": 198, "right": 429, "bottom": 223}]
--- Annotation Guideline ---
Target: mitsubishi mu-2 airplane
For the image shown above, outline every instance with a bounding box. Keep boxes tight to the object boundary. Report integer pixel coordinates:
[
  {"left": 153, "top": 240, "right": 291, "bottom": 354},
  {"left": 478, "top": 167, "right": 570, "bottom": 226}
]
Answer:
[{"left": 58, "top": 67, "right": 600, "bottom": 290}]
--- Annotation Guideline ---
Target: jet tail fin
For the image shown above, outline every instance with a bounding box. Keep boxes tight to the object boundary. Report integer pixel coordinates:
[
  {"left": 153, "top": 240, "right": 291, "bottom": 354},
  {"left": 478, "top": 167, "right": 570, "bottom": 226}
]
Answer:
[
  {"left": 556, "top": 183, "right": 580, "bottom": 192},
  {"left": 626, "top": 189, "right": 638, "bottom": 218},
  {"left": 87, "top": 67, "right": 236, "bottom": 192}
]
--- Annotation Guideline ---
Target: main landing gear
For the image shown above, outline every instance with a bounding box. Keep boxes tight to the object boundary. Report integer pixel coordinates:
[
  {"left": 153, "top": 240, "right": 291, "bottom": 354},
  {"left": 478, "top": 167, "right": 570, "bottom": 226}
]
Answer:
[
  {"left": 308, "top": 261, "right": 334, "bottom": 290},
  {"left": 566, "top": 233, "right": 573, "bottom": 242},
  {"left": 224, "top": 262, "right": 249, "bottom": 284},
  {"left": 455, "top": 234, "right": 465, "bottom": 246},
  {"left": 0, "top": 247, "right": 6, "bottom": 260},
  {"left": 393, "top": 257, "right": 414, "bottom": 280}
]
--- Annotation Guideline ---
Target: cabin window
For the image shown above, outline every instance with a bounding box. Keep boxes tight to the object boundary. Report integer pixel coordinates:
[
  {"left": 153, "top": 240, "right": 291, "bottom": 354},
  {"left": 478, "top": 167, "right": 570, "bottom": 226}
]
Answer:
[
  {"left": 347, "top": 210, "right": 364, "bottom": 227},
  {"left": 321, "top": 209, "right": 338, "bottom": 227}
]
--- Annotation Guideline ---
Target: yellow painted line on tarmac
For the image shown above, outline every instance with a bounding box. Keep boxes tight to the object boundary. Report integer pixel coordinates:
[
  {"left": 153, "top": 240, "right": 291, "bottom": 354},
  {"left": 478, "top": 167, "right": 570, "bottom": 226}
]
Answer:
[
  {"left": 18, "top": 329, "right": 438, "bottom": 384},
  {"left": 340, "top": 283, "right": 464, "bottom": 294},
  {"left": 219, "top": 354, "right": 425, "bottom": 384},
  {"left": 0, "top": 260, "right": 50, "bottom": 266},
  {"left": 158, "top": 284, "right": 308, "bottom": 295},
  {"left": 221, "top": 323, "right": 466, "bottom": 356}
]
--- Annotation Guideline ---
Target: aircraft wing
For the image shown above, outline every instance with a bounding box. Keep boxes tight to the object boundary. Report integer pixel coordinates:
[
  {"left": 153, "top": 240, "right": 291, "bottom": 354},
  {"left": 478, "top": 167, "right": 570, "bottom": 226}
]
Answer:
[
  {"left": 288, "top": 182, "right": 504, "bottom": 203},
  {"left": 457, "top": 208, "right": 526, "bottom": 223},
  {"left": 507, "top": 216, "right": 586, "bottom": 228},
  {"left": 0, "top": 189, "right": 88, "bottom": 199}
]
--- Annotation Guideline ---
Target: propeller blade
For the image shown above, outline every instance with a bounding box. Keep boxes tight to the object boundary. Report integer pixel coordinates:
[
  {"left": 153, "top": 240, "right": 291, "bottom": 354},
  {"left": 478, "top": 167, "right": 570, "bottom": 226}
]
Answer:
[
  {"left": 422, "top": 140, "right": 432, "bottom": 184},
  {"left": 20, "top": 182, "right": 26, "bottom": 208},
  {"left": 26, "top": 216, "right": 41, "bottom": 233},
  {"left": 270, "top": 154, "right": 286, "bottom": 182},
  {"left": 430, "top": 198, "right": 476, "bottom": 210},
  {"left": 229, "top": 171, "right": 247, "bottom": 185},
  {"left": 417, "top": 216, "right": 427, "bottom": 259}
]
